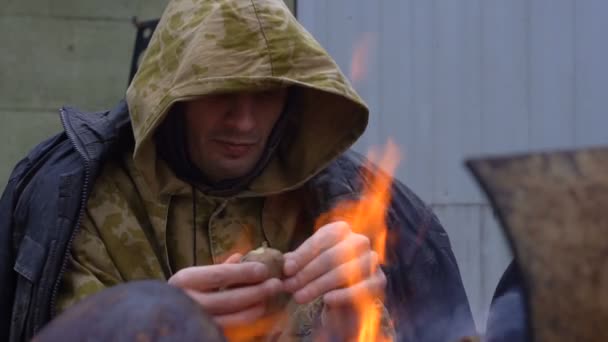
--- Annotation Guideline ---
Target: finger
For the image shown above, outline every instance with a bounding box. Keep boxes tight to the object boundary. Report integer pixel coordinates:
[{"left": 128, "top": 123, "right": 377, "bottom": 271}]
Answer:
[
  {"left": 323, "top": 270, "right": 387, "bottom": 307},
  {"left": 283, "top": 221, "right": 351, "bottom": 277},
  {"left": 213, "top": 303, "right": 266, "bottom": 327},
  {"left": 321, "top": 305, "right": 361, "bottom": 339},
  {"left": 283, "top": 234, "right": 370, "bottom": 292},
  {"left": 224, "top": 253, "right": 243, "bottom": 264},
  {"left": 184, "top": 278, "right": 283, "bottom": 315},
  {"left": 293, "top": 252, "right": 379, "bottom": 304},
  {"left": 168, "top": 262, "right": 269, "bottom": 291}
]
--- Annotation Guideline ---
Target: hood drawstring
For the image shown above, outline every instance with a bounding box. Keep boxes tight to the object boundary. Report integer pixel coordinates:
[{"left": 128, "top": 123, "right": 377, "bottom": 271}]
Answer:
[{"left": 192, "top": 185, "right": 198, "bottom": 266}]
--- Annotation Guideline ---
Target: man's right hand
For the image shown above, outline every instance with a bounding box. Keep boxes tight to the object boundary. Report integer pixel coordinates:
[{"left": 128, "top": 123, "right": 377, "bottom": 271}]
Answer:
[{"left": 168, "top": 254, "right": 283, "bottom": 327}]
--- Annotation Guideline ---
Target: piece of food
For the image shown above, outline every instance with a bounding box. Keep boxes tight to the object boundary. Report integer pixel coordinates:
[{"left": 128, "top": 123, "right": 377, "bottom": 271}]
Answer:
[
  {"left": 240, "top": 245, "right": 285, "bottom": 279},
  {"left": 240, "top": 244, "right": 289, "bottom": 316}
]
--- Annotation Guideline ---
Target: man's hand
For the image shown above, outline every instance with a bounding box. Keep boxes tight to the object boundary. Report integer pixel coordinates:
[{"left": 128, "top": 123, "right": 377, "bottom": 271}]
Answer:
[
  {"left": 168, "top": 254, "right": 283, "bottom": 327},
  {"left": 282, "top": 221, "right": 387, "bottom": 307}
]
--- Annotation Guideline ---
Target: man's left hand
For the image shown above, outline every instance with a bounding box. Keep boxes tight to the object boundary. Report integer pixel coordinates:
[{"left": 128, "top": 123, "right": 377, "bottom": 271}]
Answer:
[{"left": 282, "top": 221, "right": 387, "bottom": 306}]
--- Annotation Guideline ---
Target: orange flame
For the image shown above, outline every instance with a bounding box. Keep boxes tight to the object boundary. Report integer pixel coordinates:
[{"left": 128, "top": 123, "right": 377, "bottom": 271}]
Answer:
[
  {"left": 223, "top": 311, "right": 287, "bottom": 341},
  {"left": 350, "top": 32, "right": 375, "bottom": 85},
  {"left": 226, "top": 142, "right": 399, "bottom": 342},
  {"left": 316, "top": 141, "right": 399, "bottom": 342}
]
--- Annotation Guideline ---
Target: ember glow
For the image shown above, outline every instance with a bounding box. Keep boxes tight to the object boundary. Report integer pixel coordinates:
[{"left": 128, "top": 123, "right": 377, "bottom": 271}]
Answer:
[{"left": 316, "top": 141, "right": 400, "bottom": 342}]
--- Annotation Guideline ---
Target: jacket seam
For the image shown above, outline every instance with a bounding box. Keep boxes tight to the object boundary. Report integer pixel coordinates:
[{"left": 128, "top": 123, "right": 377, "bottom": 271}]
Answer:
[{"left": 250, "top": 0, "right": 275, "bottom": 76}]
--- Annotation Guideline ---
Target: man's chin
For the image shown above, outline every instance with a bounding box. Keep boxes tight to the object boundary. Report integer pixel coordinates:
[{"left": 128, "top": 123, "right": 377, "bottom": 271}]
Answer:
[{"left": 210, "top": 162, "right": 258, "bottom": 182}]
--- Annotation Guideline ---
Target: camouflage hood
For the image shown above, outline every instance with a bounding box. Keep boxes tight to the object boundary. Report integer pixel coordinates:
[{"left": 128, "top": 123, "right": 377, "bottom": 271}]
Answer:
[{"left": 126, "top": 0, "right": 368, "bottom": 197}]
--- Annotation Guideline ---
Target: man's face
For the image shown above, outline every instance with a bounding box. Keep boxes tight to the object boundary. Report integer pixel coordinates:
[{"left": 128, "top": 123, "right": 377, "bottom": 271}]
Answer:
[{"left": 183, "top": 89, "right": 288, "bottom": 182}]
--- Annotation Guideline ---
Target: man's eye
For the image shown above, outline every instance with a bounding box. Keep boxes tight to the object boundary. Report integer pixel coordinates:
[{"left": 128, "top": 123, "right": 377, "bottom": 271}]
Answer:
[
  {"left": 213, "top": 93, "right": 232, "bottom": 101},
  {"left": 257, "top": 89, "right": 282, "bottom": 100},
  {"left": 203, "top": 93, "right": 233, "bottom": 105},
  {"left": 258, "top": 90, "right": 274, "bottom": 98}
]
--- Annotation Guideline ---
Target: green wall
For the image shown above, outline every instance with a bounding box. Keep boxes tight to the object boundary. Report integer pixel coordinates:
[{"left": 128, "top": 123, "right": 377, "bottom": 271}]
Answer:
[{"left": 0, "top": 0, "right": 296, "bottom": 189}]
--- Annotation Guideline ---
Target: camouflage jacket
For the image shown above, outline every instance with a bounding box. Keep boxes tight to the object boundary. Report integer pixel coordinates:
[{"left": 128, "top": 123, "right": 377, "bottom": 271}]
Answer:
[
  {"left": 2, "top": 0, "right": 476, "bottom": 340},
  {"left": 0, "top": 100, "right": 475, "bottom": 341}
]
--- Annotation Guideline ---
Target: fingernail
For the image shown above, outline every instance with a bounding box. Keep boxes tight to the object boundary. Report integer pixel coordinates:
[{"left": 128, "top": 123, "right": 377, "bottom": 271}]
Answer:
[{"left": 284, "top": 259, "right": 297, "bottom": 276}]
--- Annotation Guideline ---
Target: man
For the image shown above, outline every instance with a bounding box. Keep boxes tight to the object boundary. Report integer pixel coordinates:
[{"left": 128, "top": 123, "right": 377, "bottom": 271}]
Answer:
[{"left": 0, "top": 0, "right": 475, "bottom": 341}]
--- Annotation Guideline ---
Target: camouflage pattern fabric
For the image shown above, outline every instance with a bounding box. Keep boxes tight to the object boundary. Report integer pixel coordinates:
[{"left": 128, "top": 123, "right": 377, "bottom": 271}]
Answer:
[{"left": 57, "top": 0, "right": 385, "bottom": 340}]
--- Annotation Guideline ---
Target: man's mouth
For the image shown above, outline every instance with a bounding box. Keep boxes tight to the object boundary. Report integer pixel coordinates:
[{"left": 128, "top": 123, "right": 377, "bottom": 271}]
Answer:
[{"left": 214, "top": 140, "right": 256, "bottom": 158}]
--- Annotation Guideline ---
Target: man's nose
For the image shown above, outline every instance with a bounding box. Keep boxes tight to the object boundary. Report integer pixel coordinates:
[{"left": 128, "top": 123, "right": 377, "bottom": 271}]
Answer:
[{"left": 225, "top": 93, "right": 255, "bottom": 131}]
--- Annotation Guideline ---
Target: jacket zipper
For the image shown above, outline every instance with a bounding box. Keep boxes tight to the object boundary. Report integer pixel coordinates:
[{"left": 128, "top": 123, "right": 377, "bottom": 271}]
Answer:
[{"left": 48, "top": 108, "right": 91, "bottom": 318}]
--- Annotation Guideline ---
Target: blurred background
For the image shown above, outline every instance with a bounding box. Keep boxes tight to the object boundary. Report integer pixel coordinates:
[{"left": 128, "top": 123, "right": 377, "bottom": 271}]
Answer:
[{"left": 1, "top": 0, "right": 607, "bottom": 332}]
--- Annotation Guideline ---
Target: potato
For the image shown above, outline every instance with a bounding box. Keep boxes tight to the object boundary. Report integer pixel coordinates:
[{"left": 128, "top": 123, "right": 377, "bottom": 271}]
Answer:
[
  {"left": 240, "top": 245, "right": 289, "bottom": 315},
  {"left": 240, "top": 245, "right": 285, "bottom": 279}
]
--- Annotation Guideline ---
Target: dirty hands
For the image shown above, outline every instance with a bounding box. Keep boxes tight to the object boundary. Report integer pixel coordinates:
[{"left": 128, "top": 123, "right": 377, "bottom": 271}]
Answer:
[
  {"left": 169, "top": 221, "right": 386, "bottom": 329},
  {"left": 168, "top": 253, "right": 282, "bottom": 328},
  {"left": 282, "top": 221, "right": 387, "bottom": 307}
]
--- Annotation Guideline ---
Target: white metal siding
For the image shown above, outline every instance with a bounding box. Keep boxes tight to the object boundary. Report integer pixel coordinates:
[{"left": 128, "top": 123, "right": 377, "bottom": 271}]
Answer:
[{"left": 298, "top": 0, "right": 608, "bottom": 331}]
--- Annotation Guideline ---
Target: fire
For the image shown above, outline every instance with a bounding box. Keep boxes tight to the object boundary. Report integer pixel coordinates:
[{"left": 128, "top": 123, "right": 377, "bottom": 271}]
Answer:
[
  {"left": 224, "top": 142, "right": 400, "bottom": 342},
  {"left": 316, "top": 141, "right": 400, "bottom": 342},
  {"left": 227, "top": 31, "right": 393, "bottom": 340},
  {"left": 223, "top": 311, "right": 287, "bottom": 341},
  {"left": 350, "top": 32, "right": 375, "bottom": 85}
]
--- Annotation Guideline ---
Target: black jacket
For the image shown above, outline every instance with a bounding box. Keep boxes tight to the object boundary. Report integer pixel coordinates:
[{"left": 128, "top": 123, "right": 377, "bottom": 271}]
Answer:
[
  {"left": 485, "top": 262, "right": 529, "bottom": 342},
  {"left": 0, "top": 100, "right": 475, "bottom": 341}
]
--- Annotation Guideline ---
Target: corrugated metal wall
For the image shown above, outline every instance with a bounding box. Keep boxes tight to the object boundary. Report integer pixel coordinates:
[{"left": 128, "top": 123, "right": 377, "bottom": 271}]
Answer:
[{"left": 298, "top": 0, "right": 608, "bottom": 330}]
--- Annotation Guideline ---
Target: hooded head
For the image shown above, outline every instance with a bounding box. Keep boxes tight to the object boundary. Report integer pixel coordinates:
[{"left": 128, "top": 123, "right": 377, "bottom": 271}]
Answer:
[{"left": 126, "top": 0, "right": 369, "bottom": 197}]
